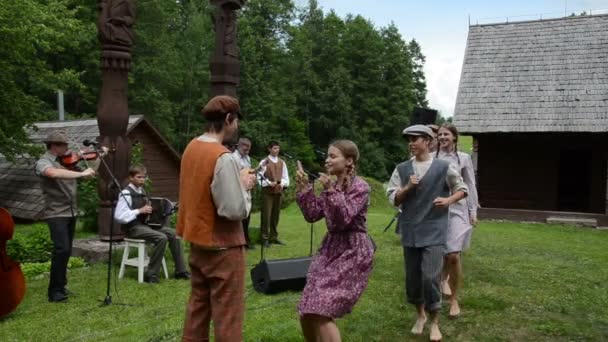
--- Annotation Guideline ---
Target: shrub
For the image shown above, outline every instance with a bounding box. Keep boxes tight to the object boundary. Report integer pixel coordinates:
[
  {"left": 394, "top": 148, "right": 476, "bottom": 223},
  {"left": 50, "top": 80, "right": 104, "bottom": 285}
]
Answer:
[
  {"left": 21, "top": 257, "right": 87, "bottom": 279},
  {"left": 78, "top": 177, "right": 99, "bottom": 233},
  {"left": 68, "top": 256, "right": 87, "bottom": 269},
  {"left": 21, "top": 262, "right": 49, "bottom": 279},
  {"left": 7, "top": 225, "right": 53, "bottom": 263}
]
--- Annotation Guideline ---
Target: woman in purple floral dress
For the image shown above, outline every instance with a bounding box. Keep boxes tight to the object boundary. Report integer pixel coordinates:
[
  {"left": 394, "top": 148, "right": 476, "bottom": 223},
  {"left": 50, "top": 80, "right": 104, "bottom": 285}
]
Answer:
[{"left": 295, "top": 140, "right": 374, "bottom": 342}]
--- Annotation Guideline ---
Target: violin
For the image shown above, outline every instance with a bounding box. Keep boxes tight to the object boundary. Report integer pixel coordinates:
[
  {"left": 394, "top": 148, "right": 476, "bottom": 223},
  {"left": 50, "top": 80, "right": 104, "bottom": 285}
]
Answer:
[
  {"left": 59, "top": 148, "right": 102, "bottom": 170},
  {"left": 0, "top": 208, "right": 26, "bottom": 319}
]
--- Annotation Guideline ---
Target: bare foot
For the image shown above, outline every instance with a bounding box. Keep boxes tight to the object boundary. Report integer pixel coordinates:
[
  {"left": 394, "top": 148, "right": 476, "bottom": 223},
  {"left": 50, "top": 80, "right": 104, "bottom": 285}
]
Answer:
[
  {"left": 410, "top": 315, "right": 427, "bottom": 335},
  {"left": 449, "top": 299, "right": 461, "bottom": 318},
  {"left": 429, "top": 322, "right": 442, "bottom": 341},
  {"left": 441, "top": 280, "right": 452, "bottom": 297}
]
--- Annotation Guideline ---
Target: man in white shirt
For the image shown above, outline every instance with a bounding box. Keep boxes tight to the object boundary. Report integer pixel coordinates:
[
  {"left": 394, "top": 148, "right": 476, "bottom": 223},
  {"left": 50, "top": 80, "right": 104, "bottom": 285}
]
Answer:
[
  {"left": 114, "top": 165, "right": 189, "bottom": 283},
  {"left": 232, "top": 137, "right": 251, "bottom": 170},
  {"left": 257, "top": 141, "right": 290, "bottom": 247},
  {"left": 232, "top": 137, "right": 255, "bottom": 249}
]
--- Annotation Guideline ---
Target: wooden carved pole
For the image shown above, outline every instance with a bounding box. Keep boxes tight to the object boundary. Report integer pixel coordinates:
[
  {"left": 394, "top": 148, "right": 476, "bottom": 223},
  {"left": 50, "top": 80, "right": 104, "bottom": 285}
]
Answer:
[
  {"left": 96, "top": 0, "right": 135, "bottom": 240},
  {"left": 209, "top": 0, "right": 245, "bottom": 97}
]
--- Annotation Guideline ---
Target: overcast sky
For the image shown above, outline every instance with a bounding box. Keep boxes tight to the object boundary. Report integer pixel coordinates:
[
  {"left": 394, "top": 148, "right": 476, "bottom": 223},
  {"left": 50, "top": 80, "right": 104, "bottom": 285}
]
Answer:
[{"left": 294, "top": 0, "right": 608, "bottom": 117}]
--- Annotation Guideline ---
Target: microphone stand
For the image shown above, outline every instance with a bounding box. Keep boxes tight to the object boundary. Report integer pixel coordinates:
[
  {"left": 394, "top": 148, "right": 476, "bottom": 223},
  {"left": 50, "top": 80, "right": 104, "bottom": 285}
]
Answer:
[
  {"left": 256, "top": 170, "right": 271, "bottom": 263},
  {"left": 280, "top": 153, "right": 319, "bottom": 180},
  {"left": 255, "top": 156, "right": 283, "bottom": 262},
  {"left": 308, "top": 177, "right": 315, "bottom": 257},
  {"left": 383, "top": 211, "right": 399, "bottom": 233},
  {"left": 284, "top": 153, "right": 323, "bottom": 256},
  {"left": 89, "top": 143, "right": 134, "bottom": 306},
  {"left": 255, "top": 155, "right": 317, "bottom": 261},
  {"left": 282, "top": 153, "right": 318, "bottom": 256}
]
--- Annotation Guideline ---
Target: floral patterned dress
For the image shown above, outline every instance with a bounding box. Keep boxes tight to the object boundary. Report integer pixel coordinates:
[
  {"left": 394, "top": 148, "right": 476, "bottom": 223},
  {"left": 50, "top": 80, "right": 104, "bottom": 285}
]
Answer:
[{"left": 295, "top": 176, "right": 374, "bottom": 318}]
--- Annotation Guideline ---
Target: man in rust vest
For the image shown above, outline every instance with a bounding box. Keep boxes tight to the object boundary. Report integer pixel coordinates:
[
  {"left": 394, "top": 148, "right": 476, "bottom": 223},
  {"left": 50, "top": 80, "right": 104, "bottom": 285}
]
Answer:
[
  {"left": 257, "top": 140, "right": 290, "bottom": 247},
  {"left": 177, "top": 95, "right": 256, "bottom": 342}
]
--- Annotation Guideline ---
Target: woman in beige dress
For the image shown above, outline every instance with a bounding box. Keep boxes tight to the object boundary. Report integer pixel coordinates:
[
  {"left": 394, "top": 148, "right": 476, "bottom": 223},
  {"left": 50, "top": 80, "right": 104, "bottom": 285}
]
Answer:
[{"left": 436, "top": 123, "right": 479, "bottom": 318}]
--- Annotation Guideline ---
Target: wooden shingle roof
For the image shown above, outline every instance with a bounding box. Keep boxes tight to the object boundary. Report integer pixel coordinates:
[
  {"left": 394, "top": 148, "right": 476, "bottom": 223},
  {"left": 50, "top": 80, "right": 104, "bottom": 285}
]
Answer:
[
  {"left": 453, "top": 14, "right": 608, "bottom": 133},
  {"left": 0, "top": 116, "right": 157, "bottom": 220},
  {"left": 28, "top": 116, "right": 144, "bottom": 144}
]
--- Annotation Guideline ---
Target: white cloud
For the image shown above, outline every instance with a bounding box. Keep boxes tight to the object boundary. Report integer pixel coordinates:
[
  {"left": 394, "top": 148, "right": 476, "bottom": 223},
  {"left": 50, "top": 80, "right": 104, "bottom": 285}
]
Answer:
[{"left": 422, "top": 42, "right": 466, "bottom": 118}]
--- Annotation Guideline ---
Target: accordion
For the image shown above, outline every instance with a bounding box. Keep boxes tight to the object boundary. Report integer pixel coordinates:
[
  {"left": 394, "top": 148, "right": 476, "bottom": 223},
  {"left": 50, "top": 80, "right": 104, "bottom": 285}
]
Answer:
[{"left": 147, "top": 197, "right": 177, "bottom": 228}]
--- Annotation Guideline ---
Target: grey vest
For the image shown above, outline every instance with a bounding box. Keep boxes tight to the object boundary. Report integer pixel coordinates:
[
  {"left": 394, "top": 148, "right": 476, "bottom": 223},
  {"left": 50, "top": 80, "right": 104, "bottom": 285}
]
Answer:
[
  {"left": 35, "top": 152, "right": 77, "bottom": 219},
  {"left": 126, "top": 186, "right": 149, "bottom": 227},
  {"left": 397, "top": 158, "right": 450, "bottom": 247}
]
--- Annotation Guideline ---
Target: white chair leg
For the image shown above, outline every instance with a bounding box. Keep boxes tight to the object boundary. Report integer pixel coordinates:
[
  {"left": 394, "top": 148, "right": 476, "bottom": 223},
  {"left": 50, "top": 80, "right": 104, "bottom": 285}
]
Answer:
[
  {"left": 161, "top": 257, "right": 169, "bottom": 279},
  {"left": 137, "top": 242, "right": 146, "bottom": 283},
  {"left": 118, "top": 241, "right": 129, "bottom": 279}
]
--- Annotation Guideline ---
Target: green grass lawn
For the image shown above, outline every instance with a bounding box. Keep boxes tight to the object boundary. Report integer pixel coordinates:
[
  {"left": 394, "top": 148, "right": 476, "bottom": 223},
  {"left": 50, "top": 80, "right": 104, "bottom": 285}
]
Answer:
[
  {"left": 458, "top": 135, "right": 473, "bottom": 154},
  {"left": 2, "top": 204, "right": 608, "bottom": 341}
]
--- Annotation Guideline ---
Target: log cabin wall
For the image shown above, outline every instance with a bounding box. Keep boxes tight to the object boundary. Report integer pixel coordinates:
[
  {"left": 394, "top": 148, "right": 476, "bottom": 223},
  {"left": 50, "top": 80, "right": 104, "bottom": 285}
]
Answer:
[
  {"left": 475, "top": 133, "right": 607, "bottom": 214},
  {"left": 129, "top": 124, "right": 180, "bottom": 201}
]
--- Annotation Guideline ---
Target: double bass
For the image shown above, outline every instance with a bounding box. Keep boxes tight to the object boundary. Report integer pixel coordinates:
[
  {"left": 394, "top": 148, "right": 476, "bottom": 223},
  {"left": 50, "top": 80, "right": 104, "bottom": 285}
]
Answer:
[{"left": 0, "top": 207, "right": 26, "bottom": 318}]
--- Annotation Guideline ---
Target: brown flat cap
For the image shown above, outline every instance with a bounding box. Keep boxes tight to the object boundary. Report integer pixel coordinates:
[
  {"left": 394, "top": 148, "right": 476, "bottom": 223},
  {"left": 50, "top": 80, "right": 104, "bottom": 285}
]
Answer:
[
  {"left": 202, "top": 95, "right": 242, "bottom": 120},
  {"left": 44, "top": 130, "right": 69, "bottom": 144}
]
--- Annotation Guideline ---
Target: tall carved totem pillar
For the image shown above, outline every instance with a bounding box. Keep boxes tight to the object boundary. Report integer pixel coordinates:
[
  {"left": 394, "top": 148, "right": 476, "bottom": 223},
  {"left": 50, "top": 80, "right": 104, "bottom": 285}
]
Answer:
[
  {"left": 96, "top": 0, "right": 135, "bottom": 240},
  {"left": 209, "top": 0, "right": 245, "bottom": 97}
]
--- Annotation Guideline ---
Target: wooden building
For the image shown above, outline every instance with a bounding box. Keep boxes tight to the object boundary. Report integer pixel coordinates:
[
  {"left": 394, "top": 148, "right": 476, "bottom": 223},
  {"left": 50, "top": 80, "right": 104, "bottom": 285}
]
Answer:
[
  {"left": 0, "top": 115, "right": 180, "bottom": 221},
  {"left": 453, "top": 14, "right": 608, "bottom": 226}
]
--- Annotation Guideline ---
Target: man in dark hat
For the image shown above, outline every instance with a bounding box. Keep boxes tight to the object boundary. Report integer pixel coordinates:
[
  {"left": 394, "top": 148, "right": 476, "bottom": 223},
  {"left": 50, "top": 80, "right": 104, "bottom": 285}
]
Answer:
[
  {"left": 386, "top": 124, "right": 468, "bottom": 341},
  {"left": 177, "top": 95, "right": 256, "bottom": 342},
  {"left": 34, "top": 130, "right": 97, "bottom": 302}
]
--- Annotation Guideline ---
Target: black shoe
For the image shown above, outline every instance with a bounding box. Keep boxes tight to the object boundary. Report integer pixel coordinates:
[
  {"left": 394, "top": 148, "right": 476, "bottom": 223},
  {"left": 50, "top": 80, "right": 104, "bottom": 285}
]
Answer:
[
  {"left": 262, "top": 240, "right": 271, "bottom": 248},
  {"left": 245, "top": 244, "right": 256, "bottom": 250},
  {"left": 48, "top": 293, "right": 68, "bottom": 303},
  {"left": 174, "top": 272, "right": 191, "bottom": 280},
  {"left": 61, "top": 288, "right": 75, "bottom": 297},
  {"left": 272, "top": 239, "right": 286, "bottom": 246},
  {"left": 144, "top": 275, "right": 159, "bottom": 283}
]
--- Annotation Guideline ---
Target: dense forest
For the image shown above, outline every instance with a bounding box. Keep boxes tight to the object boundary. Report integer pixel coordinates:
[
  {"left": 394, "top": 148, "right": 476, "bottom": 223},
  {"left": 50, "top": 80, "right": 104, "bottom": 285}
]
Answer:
[{"left": 1, "top": 0, "right": 431, "bottom": 179}]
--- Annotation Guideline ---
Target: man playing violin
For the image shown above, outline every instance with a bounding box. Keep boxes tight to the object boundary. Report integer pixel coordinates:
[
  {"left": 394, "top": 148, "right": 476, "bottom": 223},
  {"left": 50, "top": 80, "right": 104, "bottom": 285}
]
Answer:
[
  {"left": 34, "top": 130, "right": 97, "bottom": 302},
  {"left": 113, "top": 165, "right": 190, "bottom": 283}
]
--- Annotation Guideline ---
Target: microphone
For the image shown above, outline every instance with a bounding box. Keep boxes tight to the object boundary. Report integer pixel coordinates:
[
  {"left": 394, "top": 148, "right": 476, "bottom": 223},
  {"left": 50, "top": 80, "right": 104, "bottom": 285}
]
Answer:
[
  {"left": 281, "top": 152, "right": 294, "bottom": 159},
  {"left": 83, "top": 139, "right": 98, "bottom": 147}
]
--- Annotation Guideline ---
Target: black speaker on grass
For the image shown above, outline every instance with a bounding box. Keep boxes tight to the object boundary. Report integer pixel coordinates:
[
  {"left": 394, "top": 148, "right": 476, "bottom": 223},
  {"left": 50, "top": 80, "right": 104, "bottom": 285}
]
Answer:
[{"left": 250, "top": 257, "right": 312, "bottom": 294}]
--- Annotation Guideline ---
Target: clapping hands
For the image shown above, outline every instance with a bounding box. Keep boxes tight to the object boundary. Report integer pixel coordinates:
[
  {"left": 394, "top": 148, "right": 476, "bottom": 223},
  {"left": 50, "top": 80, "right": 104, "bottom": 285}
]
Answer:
[
  {"left": 318, "top": 173, "right": 334, "bottom": 191},
  {"left": 295, "top": 160, "right": 309, "bottom": 192}
]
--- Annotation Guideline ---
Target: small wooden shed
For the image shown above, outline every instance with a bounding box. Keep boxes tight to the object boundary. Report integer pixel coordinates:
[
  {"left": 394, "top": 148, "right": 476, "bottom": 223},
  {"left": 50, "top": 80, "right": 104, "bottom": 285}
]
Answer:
[
  {"left": 0, "top": 115, "right": 181, "bottom": 220},
  {"left": 454, "top": 14, "right": 608, "bottom": 226}
]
